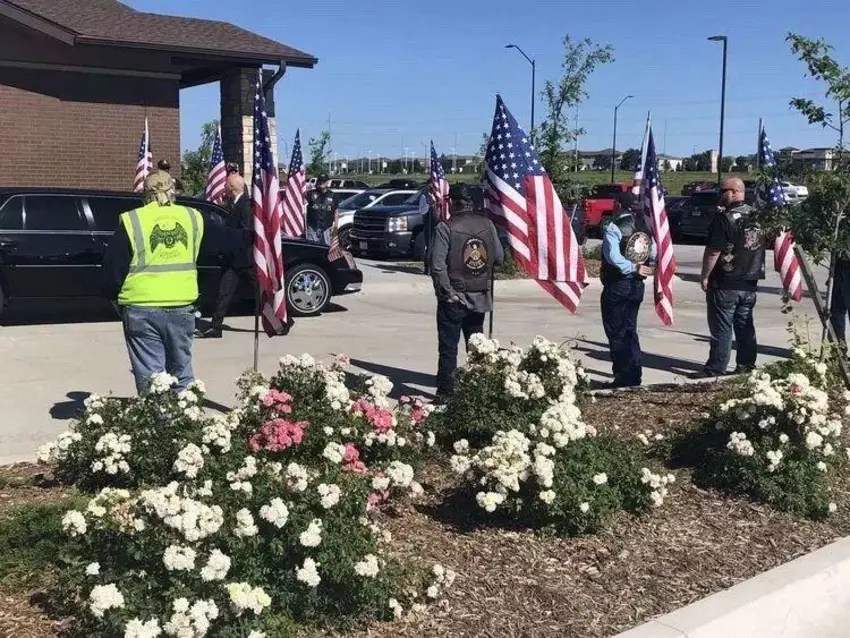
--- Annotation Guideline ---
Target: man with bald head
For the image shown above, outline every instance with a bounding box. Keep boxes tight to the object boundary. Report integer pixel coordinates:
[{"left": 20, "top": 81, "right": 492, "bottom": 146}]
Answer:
[
  {"left": 699, "top": 177, "right": 765, "bottom": 376},
  {"left": 197, "top": 173, "right": 254, "bottom": 339}
]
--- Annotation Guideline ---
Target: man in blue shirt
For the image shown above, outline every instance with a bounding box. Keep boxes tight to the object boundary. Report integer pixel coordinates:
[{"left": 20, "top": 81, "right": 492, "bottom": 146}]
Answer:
[{"left": 600, "top": 193, "right": 656, "bottom": 388}]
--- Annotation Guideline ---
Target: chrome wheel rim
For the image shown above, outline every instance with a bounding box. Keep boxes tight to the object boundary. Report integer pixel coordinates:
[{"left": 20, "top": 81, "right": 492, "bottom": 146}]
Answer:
[{"left": 289, "top": 270, "right": 329, "bottom": 313}]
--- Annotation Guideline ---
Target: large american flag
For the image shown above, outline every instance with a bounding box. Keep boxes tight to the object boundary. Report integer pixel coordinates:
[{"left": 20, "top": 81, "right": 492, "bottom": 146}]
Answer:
[
  {"left": 760, "top": 126, "right": 802, "bottom": 302},
  {"left": 251, "top": 78, "right": 289, "bottom": 337},
  {"left": 483, "top": 95, "right": 585, "bottom": 313},
  {"left": 643, "top": 128, "right": 676, "bottom": 325},
  {"left": 430, "top": 141, "right": 450, "bottom": 223},
  {"left": 281, "top": 130, "right": 307, "bottom": 238},
  {"left": 133, "top": 118, "right": 153, "bottom": 193},
  {"left": 204, "top": 124, "right": 227, "bottom": 204}
]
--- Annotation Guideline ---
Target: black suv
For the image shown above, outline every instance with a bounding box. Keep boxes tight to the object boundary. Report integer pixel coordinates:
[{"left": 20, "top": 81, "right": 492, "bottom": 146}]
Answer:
[
  {"left": 0, "top": 189, "right": 363, "bottom": 319},
  {"left": 350, "top": 183, "right": 587, "bottom": 259}
]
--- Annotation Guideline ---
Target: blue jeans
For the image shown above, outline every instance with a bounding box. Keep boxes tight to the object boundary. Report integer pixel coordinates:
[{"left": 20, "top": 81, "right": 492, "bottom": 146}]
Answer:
[
  {"left": 122, "top": 305, "right": 196, "bottom": 394},
  {"left": 705, "top": 289, "right": 757, "bottom": 375},
  {"left": 829, "top": 260, "right": 850, "bottom": 348},
  {"left": 436, "top": 300, "right": 485, "bottom": 396},
  {"left": 601, "top": 278, "right": 645, "bottom": 386}
]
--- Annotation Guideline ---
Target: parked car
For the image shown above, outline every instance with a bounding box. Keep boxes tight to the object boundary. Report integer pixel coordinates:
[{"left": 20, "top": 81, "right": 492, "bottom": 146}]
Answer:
[
  {"left": 781, "top": 181, "right": 809, "bottom": 201},
  {"left": 329, "top": 179, "right": 370, "bottom": 189},
  {"left": 336, "top": 189, "right": 416, "bottom": 250},
  {"left": 0, "top": 189, "right": 363, "bottom": 319},
  {"left": 350, "top": 183, "right": 586, "bottom": 259},
  {"left": 330, "top": 188, "right": 364, "bottom": 202},
  {"left": 581, "top": 183, "right": 632, "bottom": 231},
  {"left": 376, "top": 179, "right": 420, "bottom": 190},
  {"left": 676, "top": 189, "right": 758, "bottom": 240}
]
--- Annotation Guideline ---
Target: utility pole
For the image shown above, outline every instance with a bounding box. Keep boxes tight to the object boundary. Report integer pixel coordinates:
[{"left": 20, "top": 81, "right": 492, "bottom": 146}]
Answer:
[
  {"left": 453, "top": 132, "right": 458, "bottom": 174},
  {"left": 327, "top": 112, "right": 332, "bottom": 174},
  {"left": 574, "top": 108, "right": 579, "bottom": 173}
]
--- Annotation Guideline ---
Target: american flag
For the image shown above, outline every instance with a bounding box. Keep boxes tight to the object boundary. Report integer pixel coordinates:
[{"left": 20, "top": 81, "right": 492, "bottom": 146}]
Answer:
[
  {"left": 631, "top": 113, "right": 651, "bottom": 197},
  {"left": 251, "top": 77, "right": 289, "bottom": 337},
  {"left": 430, "top": 141, "right": 450, "bottom": 223},
  {"left": 204, "top": 124, "right": 227, "bottom": 204},
  {"left": 133, "top": 118, "right": 153, "bottom": 193},
  {"left": 760, "top": 126, "right": 802, "bottom": 302},
  {"left": 642, "top": 128, "right": 676, "bottom": 325},
  {"left": 281, "top": 130, "right": 307, "bottom": 238},
  {"left": 483, "top": 95, "right": 585, "bottom": 313}
]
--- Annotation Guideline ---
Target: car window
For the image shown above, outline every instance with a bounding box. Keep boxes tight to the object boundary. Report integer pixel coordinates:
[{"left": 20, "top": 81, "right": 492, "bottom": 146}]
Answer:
[
  {"left": 592, "top": 185, "right": 622, "bottom": 198},
  {"left": 381, "top": 193, "right": 412, "bottom": 206},
  {"left": 0, "top": 196, "right": 24, "bottom": 230},
  {"left": 24, "top": 195, "right": 87, "bottom": 231},
  {"left": 88, "top": 196, "right": 142, "bottom": 231},
  {"left": 690, "top": 192, "right": 719, "bottom": 208}
]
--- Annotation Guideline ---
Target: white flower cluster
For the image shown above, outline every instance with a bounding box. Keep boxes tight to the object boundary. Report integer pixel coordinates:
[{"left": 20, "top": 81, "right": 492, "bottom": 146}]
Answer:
[
  {"left": 173, "top": 443, "right": 205, "bottom": 479},
  {"left": 325, "top": 374, "right": 350, "bottom": 411},
  {"left": 92, "top": 432, "right": 132, "bottom": 475},
  {"left": 365, "top": 374, "right": 393, "bottom": 407},
  {"left": 163, "top": 545, "right": 197, "bottom": 572},
  {"left": 468, "top": 332, "right": 500, "bottom": 356},
  {"left": 202, "top": 417, "right": 233, "bottom": 453},
  {"left": 163, "top": 598, "right": 218, "bottom": 637},
  {"left": 234, "top": 508, "right": 258, "bottom": 538},
  {"left": 285, "top": 462, "right": 310, "bottom": 492},
  {"left": 727, "top": 432, "right": 755, "bottom": 457},
  {"left": 386, "top": 461, "right": 415, "bottom": 488},
  {"left": 124, "top": 618, "right": 162, "bottom": 638},
  {"left": 504, "top": 370, "right": 546, "bottom": 399},
  {"left": 317, "top": 483, "right": 341, "bottom": 509},
  {"left": 299, "top": 518, "right": 323, "bottom": 547},
  {"left": 640, "top": 468, "right": 676, "bottom": 506},
  {"left": 149, "top": 372, "right": 179, "bottom": 394},
  {"left": 141, "top": 482, "right": 224, "bottom": 542},
  {"left": 426, "top": 563, "right": 457, "bottom": 600},
  {"left": 226, "top": 456, "right": 258, "bottom": 494},
  {"left": 226, "top": 582, "right": 271, "bottom": 616},
  {"left": 322, "top": 442, "right": 346, "bottom": 464},
  {"left": 538, "top": 400, "right": 593, "bottom": 448},
  {"left": 279, "top": 353, "right": 317, "bottom": 370},
  {"left": 354, "top": 554, "right": 381, "bottom": 578},
  {"left": 89, "top": 583, "right": 125, "bottom": 618},
  {"left": 200, "top": 549, "right": 231, "bottom": 582},
  {"left": 296, "top": 557, "right": 321, "bottom": 588},
  {"left": 36, "top": 430, "right": 82, "bottom": 464},
  {"left": 259, "top": 498, "right": 289, "bottom": 528},
  {"left": 62, "top": 510, "right": 87, "bottom": 536},
  {"left": 364, "top": 427, "right": 404, "bottom": 449}
]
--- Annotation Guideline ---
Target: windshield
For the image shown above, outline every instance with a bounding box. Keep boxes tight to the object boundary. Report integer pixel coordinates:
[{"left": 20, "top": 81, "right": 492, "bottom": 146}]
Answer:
[
  {"left": 405, "top": 188, "right": 428, "bottom": 205},
  {"left": 339, "top": 192, "right": 381, "bottom": 209},
  {"left": 591, "top": 185, "right": 623, "bottom": 198}
]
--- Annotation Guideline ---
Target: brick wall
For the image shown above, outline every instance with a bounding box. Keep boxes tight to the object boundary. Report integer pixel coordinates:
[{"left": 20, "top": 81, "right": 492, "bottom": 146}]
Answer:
[{"left": 0, "top": 68, "right": 180, "bottom": 191}]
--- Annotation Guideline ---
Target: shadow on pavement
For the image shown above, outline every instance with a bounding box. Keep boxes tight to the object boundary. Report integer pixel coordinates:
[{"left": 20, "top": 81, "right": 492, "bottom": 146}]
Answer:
[
  {"left": 2, "top": 299, "right": 120, "bottom": 326},
  {"left": 50, "top": 391, "right": 91, "bottom": 420},
  {"left": 362, "top": 262, "right": 426, "bottom": 276},
  {"left": 676, "top": 272, "right": 821, "bottom": 300},
  {"left": 347, "top": 358, "right": 435, "bottom": 400},
  {"left": 574, "top": 337, "right": 704, "bottom": 377},
  {"left": 677, "top": 331, "right": 793, "bottom": 360}
]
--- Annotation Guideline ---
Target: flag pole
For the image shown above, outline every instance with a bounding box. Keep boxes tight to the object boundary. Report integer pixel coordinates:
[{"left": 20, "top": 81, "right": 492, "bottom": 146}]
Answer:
[
  {"left": 253, "top": 283, "right": 261, "bottom": 372},
  {"left": 755, "top": 118, "right": 762, "bottom": 171},
  {"left": 488, "top": 271, "right": 496, "bottom": 339}
]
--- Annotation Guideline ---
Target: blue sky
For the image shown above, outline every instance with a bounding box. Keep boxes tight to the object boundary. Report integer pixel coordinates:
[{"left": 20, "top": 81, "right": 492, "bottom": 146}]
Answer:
[{"left": 132, "top": 0, "right": 849, "bottom": 162}]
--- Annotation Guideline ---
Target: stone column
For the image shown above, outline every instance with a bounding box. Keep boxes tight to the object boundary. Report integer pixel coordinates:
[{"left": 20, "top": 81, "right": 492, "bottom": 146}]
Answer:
[{"left": 220, "top": 68, "right": 279, "bottom": 185}]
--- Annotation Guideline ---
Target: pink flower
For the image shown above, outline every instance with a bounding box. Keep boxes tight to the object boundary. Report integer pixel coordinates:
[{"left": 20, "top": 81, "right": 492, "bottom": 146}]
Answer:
[
  {"left": 790, "top": 384, "right": 802, "bottom": 395},
  {"left": 367, "top": 491, "right": 385, "bottom": 511},
  {"left": 343, "top": 443, "right": 360, "bottom": 463},
  {"left": 261, "top": 389, "right": 293, "bottom": 412},
  {"left": 351, "top": 399, "right": 394, "bottom": 433},
  {"left": 249, "top": 418, "right": 308, "bottom": 453}
]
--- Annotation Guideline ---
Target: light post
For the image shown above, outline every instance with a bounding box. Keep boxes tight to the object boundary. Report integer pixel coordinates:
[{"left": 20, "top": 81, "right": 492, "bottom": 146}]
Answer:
[
  {"left": 421, "top": 141, "right": 427, "bottom": 174},
  {"left": 403, "top": 146, "right": 408, "bottom": 172},
  {"left": 611, "top": 95, "right": 633, "bottom": 182},
  {"left": 367, "top": 149, "right": 372, "bottom": 174},
  {"left": 708, "top": 35, "right": 728, "bottom": 184},
  {"left": 505, "top": 44, "right": 536, "bottom": 143}
]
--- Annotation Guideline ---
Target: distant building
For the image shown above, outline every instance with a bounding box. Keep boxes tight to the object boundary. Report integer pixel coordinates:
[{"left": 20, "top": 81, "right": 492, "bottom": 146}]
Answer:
[
  {"left": 780, "top": 147, "right": 837, "bottom": 171},
  {"left": 658, "top": 154, "right": 683, "bottom": 172}
]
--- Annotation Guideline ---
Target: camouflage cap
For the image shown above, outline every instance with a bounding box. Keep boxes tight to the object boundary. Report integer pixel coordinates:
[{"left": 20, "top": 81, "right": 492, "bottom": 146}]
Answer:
[{"left": 144, "top": 170, "right": 175, "bottom": 194}]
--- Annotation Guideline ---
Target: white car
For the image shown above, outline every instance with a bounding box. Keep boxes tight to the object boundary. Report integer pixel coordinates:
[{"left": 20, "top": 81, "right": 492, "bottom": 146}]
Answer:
[
  {"left": 335, "top": 189, "right": 417, "bottom": 249},
  {"left": 781, "top": 181, "right": 809, "bottom": 201}
]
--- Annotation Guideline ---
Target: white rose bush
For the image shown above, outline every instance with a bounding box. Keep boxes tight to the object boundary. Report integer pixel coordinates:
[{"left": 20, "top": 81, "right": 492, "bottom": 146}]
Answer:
[
  {"left": 435, "top": 335, "right": 673, "bottom": 536},
  {"left": 35, "top": 354, "right": 447, "bottom": 637}
]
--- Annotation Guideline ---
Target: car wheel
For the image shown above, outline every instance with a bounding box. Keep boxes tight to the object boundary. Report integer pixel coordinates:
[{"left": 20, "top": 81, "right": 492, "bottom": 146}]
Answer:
[
  {"left": 412, "top": 232, "right": 427, "bottom": 260},
  {"left": 286, "top": 263, "right": 331, "bottom": 317}
]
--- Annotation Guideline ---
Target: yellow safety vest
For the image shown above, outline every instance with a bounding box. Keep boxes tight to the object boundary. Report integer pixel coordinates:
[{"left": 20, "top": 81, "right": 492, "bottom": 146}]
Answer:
[{"left": 118, "top": 202, "right": 205, "bottom": 307}]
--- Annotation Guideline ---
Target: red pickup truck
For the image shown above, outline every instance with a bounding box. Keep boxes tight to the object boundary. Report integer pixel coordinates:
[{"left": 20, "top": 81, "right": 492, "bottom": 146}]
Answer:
[{"left": 581, "top": 183, "right": 632, "bottom": 231}]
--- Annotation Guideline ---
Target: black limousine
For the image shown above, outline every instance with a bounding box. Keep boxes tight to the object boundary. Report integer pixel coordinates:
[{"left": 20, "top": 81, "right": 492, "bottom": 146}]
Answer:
[{"left": 0, "top": 188, "right": 363, "bottom": 318}]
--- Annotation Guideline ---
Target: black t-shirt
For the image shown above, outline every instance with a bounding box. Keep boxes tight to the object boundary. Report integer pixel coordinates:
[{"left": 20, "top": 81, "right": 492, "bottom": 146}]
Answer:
[{"left": 707, "top": 210, "right": 757, "bottom": 292}]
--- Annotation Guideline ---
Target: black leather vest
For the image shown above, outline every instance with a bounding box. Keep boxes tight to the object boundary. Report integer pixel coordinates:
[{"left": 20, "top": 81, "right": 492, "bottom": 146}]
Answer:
[
  {"left": 306, "top": 190, "right": 337, "bottom": 231},
  {"left": 601, "top": 213, "right": 651, "bottom": 285},
  {"left": 717, "top": 204, "right": 766, "bottom": 282},
  {"left": 448, "top": 213, "right": 497, "bottom": 293}
]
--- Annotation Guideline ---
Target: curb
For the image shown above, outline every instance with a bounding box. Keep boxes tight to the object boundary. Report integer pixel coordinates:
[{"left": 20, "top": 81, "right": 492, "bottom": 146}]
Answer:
[{"left": 613, "top": 537, "right": 850, "bottom": 638}]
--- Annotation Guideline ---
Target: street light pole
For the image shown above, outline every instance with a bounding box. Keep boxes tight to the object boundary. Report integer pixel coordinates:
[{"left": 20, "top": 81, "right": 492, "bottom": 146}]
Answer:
[
  {"left": 708, "top": 35, "right": 728, "bottom": 184},
  {"left": 505, "top": 44, "right": 536, "bottom": 143},
  {"left": 612, "top": 95, "right": 633, "bottom": 183}
]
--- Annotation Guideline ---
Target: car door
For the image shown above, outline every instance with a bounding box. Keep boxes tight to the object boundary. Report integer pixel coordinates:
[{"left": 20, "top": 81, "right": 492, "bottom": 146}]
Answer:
[
  {"left": 14, "top": 194, "right": 98, "bottom": 299},
  {"left": 183, "top": 201, "right": 233, "bottom": 304},
  {"left": 0, "top": 195, "right": 24, "bottom": 298},
  {"left": 84, "top": 194, "right": 144, "bottom": 261}
]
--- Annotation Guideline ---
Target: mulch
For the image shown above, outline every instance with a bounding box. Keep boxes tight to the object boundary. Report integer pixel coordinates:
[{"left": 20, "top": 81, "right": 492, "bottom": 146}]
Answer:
[{"left": 4, "top": 385, "right": 850, "bottom": 638}]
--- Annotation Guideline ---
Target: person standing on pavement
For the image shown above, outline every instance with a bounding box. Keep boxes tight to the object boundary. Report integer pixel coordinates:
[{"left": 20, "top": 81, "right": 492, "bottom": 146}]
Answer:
[
  {"left": 599, "top": 192, "right": 656, "bottom": 389},
  {"left": 830, "top": 254, "right": 850, "bottom": 354},
  {"left": 102, "top": 170, "right": 228, "bottom": 394},
  {"left": 196, "top": 174, "right": 253, "bottom": 339},
  {"left": 700, "top": 177, "right": 765, "bottom": 376},
  {"left": 429, "top": 185, "right": 504, "bottom": 399},
  {"left": 305, "top": 174, "right": 337, "bottom": 245}
]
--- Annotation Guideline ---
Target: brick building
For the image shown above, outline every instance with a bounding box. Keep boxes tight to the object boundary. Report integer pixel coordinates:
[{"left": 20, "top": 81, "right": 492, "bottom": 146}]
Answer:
[{"left": 0, "top": 0, "right": 316, "bottom": 190}]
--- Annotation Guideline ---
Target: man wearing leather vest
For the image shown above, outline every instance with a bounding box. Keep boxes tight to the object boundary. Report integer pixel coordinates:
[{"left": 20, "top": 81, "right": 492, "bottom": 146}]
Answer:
[
  {"left": 600, "top": 192, "right": 656, "bottom": 388},
  {"left": 306, "top": 174, "right": 337, "bottom": 245},
  {"left": 700, "top": 177, "right": 765, "bottom": 376},
  {"left": 429, "top": 185, "right": 504, "bottom": 399}
]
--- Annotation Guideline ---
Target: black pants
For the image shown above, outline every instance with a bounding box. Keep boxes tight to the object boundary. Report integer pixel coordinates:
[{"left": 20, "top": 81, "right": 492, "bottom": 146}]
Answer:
[
  {"left": 436, "top": 300, "right": 485, "bottom": 396},
  {"left": 210, "top": 266, "right": 255, "bottom": 329},
  {"left": 705, "top": 288, "right": 757, "bottom": 374},
  {"left": 830, "top": 261, "right": 850, "bottom": 348},
  {"left": 601, "top": 278, "right": 645, "bottom": 386}
]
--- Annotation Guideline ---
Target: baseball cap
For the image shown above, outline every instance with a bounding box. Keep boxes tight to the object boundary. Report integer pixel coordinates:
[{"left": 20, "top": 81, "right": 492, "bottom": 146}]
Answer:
[{"left": 144, "top": 170, "right": 175, "bottom": 194}]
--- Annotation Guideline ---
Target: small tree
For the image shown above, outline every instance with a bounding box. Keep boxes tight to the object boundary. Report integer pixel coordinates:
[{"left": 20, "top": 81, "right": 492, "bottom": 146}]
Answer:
[
  {"left": 538, "top": 36, "right": 614, "bottom": 185},
  {"left": 594, "top": 154, "right": 613, "bottom": 171},
  {"left": 735, "top": 155, "right": 750, "bottom": 171},
  {"left": 308, "top": 130, "right": 331, "bottom": 176},
  {"left": 180, "top": 120, "right": 219, "bottom": 196},
  {"left": 721, "top": 156, "right": 735, "bottom": 173},
  {"left": 618, "top": 148, "right": 641, "bottom": 172}
]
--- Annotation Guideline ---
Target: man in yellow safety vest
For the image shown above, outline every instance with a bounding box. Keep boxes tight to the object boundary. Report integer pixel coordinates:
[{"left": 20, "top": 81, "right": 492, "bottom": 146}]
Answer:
[{"left": 102, "top": 170, "right": 228, "bottom": 394}]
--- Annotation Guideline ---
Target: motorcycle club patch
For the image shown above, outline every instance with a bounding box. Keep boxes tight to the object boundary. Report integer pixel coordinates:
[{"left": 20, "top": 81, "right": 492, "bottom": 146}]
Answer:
[
  {"left": 463, "top": 237, "right": 488, "bottom": 275},
  {"left": 624, "top": 231, "right": 652, "bottom": 264},
  {"left": 743, "top": 226, "right": 763, "bottom": 250}
]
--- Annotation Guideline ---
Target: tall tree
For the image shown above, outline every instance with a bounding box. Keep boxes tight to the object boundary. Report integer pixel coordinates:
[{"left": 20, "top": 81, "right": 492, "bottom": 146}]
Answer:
[
  {"left": 593, "top": 154, "right": 613, "bottom": 171},
  {"left": 538, "top": 36, "right": 614, "bottom": 185},
  {"left": 618, "top": 148, "right": 641, "bottom": 172},
  {"left": 735, "top": 155, "right": 750, "bottom": 171},
  {"left": 721, "top": 156, "right": 735, "bottom": 172},
  {"left": 180, "top": 120, "right": 219, "bottom": 197},
  {"left": 308, "top": 130, "right": 331, "bottom": 176}
]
